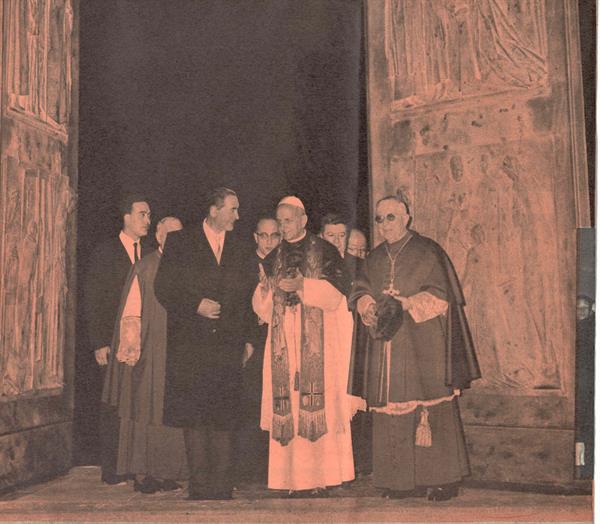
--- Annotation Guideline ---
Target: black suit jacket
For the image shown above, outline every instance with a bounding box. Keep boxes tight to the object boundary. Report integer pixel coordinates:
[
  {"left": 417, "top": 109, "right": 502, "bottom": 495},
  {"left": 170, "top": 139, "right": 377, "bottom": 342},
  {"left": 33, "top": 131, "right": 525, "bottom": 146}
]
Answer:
[
  {"left": 343, "top": 253, "right": 371, "bottom": 397},
  {"left": 344, "top": 254, "right": 363, "bottom": 290},
  {"left": 154, "top": 224, "right": 253, "bottom": 429},
  {"left": 84, "top": 236, "right": 148, "bottom": 353},
  {"left": 239, "top": 252, "right": 269, "bottom": 423}
]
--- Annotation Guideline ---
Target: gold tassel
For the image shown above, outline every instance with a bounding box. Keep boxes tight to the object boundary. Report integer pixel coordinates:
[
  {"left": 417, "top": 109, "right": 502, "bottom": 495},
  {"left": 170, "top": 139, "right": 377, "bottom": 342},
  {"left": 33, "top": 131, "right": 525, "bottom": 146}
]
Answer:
[{"left": 415, "top": 407, "right": 432, "bottom": 447}]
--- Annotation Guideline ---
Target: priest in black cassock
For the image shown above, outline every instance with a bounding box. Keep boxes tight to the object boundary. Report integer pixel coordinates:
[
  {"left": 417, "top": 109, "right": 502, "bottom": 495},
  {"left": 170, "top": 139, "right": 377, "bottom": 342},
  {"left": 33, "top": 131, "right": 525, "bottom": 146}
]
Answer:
[
  {"left": 319, "top": 213, "right": 372, "bottom": 476},
  {"left": 349, "top": 194, "right": 480, "bottom": 501},
  {"left": 236, "top": 216, "right": 281, "bottom": 483}
]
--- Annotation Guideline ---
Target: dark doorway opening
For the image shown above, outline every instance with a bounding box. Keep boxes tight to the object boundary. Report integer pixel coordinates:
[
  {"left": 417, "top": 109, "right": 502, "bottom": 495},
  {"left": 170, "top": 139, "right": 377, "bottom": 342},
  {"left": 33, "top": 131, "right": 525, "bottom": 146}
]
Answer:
[
  {"left": 579, "top": 0, "right": 596, "bottom": 224},
  {"left": 74, "top": 0, "right": 369, "bottom": 465}
]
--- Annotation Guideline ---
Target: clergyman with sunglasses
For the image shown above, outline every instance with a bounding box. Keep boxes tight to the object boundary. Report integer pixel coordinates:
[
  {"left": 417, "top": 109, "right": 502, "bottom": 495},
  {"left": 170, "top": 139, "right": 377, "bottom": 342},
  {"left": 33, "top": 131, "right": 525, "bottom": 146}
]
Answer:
[{"left": 349, "top": 193, "right": 481, "bottom": 502}]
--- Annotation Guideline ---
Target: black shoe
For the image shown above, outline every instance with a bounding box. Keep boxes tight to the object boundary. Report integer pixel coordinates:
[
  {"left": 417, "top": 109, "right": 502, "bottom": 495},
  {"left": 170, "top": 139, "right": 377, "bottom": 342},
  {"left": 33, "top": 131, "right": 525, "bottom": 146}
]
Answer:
[
  {"left": 134, "top": 476, "right": 162, "bottom": 494},
  {"left": 288, "top": 488, "right": 329, "bottom": 498},
  {"left": 187, "top": 490, "right": 232, "bottom": 500},
  {"left": 161, "top": 479, "right": 182, "bottom": 491},
  {"left": 102, "top": 473, "right": 128, "bottom": 485},
  {"left": 382, "top": 487, "right": 427, "bottom": 499},
  {"left": 427, "top": 484, "right": 459, "bottom": 502}
]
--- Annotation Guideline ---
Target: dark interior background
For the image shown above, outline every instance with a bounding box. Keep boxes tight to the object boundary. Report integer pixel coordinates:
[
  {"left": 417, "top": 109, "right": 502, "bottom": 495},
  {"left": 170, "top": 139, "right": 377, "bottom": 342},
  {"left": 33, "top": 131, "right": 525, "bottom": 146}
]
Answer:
[
  {"left": 74, "top": 0, "right": 596, "bottom": 464},
  {"left": 75, "top": 0, "right": 367, "bottom": 463}
]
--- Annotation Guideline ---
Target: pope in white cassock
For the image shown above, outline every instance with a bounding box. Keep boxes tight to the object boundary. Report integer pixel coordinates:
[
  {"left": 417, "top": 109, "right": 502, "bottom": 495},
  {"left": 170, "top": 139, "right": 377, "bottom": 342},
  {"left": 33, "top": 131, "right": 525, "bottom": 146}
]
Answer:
[{"left": 252, "top": 196, "right": 363, "bottom": 495}]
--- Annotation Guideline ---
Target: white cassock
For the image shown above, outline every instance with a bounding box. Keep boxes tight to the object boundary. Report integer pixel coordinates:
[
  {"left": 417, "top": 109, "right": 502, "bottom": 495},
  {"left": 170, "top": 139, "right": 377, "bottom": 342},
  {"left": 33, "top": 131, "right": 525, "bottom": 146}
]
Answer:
[{"left": 253, "top": 278, "right": 364, "bottom": 491}]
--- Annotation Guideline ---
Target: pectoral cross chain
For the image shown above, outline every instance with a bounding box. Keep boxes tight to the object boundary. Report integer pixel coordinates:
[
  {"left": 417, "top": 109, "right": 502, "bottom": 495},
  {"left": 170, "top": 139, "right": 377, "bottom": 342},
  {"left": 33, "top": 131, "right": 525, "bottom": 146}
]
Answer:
[{"left": 383, "top": 236, "right": 412, "bottom": 297}]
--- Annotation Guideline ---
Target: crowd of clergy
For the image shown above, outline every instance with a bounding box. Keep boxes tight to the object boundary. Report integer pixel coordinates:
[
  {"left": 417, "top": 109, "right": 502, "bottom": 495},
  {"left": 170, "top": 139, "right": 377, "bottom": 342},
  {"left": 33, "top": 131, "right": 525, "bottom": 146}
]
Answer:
[{"left": 84, "top": 188, "right": 480, "bottom": 502}]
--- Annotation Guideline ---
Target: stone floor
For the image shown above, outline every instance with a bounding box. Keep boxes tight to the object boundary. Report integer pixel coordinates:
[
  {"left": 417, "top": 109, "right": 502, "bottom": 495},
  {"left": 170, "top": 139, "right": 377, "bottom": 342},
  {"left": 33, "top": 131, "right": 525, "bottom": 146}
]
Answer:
[{"left": 0, "top": 467, "right": 593, "bottom": 523}]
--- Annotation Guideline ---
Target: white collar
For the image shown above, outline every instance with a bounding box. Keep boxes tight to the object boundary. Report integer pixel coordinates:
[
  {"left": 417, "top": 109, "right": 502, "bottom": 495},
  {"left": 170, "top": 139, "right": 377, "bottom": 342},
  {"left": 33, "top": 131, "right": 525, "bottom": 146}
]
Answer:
[
  {"left": 203, "top": 219, "right": 226, "bottom": 261},
  {"left": 119, "top": 230, "right": 140, "bottom": 264},
  {"left": 119, "top": 230, "right": 138, "bottom": 247},
  {"left": 286, "top": 230, "right": 307, "bottom": 244}
]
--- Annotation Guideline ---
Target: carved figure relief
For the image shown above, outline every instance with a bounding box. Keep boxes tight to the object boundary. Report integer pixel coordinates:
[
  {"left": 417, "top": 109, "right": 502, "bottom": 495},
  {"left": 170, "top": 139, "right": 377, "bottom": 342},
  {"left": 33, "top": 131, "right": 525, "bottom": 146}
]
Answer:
[
  {"left": 385, "top": 0, "right": 548, "bottom": 108},
  {"left": 6, "top": 0, "right": 73, "bottom": 134},
  {"left": 0, "top": 152, "right": 74, "bottom": 397},
  {"left": 394, "top": 145, "right": 565, "bottom": 393},
  {"left": 0, "top": 0, "right": 75, "bottom": 399}
]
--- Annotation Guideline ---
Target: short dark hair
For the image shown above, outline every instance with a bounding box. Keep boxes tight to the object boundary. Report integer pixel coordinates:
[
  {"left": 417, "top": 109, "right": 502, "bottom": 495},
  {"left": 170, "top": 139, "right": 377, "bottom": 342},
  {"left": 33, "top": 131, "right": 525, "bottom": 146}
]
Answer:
[
  {"left": 204, "top": 187, "right": 237, "bottom": 215},
  {"left": 320, "top": 213, "right": 349, "bottom": 234},
  {"left": 119, "top": 193, "right": 149, "bottom": 217},
  {"left": 376, "top": 193, "right": 411, "bottom": 215},
  {"left": 255, "top": 215, "right": 277, "bottom": 232}
]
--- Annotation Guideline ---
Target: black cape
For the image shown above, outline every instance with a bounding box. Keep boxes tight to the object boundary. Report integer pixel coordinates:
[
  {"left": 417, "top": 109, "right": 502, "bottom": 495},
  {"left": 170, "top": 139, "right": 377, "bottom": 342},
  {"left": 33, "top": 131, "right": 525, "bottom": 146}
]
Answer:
[{"left": 348, "top": 231, "right": 480, "bottom": 402}]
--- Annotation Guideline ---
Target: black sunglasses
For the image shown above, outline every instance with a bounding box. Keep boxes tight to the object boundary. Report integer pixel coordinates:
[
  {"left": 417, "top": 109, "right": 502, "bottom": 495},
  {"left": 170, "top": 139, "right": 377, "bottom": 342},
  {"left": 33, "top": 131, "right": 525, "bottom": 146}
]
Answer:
[{"left": 375, "top": 213, "right": 398, "bottom": 224}]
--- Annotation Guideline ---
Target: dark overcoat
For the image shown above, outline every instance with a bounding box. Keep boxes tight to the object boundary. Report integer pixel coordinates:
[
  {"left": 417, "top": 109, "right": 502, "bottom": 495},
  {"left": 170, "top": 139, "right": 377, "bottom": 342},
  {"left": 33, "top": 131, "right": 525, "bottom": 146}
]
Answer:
[
  {"left": 154, "top": 224, "right": 252, "bottom": 429},
  {"left": 84, "top": 236, "right": 149, "bottom": 352}
]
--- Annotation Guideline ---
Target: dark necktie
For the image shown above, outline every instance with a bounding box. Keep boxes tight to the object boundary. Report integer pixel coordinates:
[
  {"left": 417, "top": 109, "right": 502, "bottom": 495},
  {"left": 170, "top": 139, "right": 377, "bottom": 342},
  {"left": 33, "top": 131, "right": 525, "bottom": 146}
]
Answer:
[{"left": 133, "top": 242, "right": 139, "bottom": 263}]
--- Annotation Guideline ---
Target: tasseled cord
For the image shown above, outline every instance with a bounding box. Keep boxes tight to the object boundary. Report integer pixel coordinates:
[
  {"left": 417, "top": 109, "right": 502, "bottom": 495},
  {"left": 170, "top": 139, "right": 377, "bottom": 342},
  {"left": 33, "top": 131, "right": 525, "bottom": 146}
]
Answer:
[{"left": 415, "top": 407, "right": 432, "bottom": 447}]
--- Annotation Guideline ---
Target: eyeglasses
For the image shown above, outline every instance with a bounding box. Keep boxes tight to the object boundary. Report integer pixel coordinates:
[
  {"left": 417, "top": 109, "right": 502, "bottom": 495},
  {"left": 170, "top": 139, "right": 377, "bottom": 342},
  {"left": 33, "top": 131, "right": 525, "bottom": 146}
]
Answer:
[
  {"left": 347, "top": 246, "right": 367, "bottom": 257},
  {"left": 375, "top": 213, "right": 398, "bottom": 224},
  {"left": 256, "top": 232, "right": 282, "bottom": 240}
]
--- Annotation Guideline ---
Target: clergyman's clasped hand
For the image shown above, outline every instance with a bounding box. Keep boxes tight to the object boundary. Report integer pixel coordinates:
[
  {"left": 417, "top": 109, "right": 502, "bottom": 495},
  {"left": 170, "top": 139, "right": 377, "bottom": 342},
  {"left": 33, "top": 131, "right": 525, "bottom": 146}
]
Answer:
[{"left": 360, "top": 303, "right": 377, "bottom": 327}]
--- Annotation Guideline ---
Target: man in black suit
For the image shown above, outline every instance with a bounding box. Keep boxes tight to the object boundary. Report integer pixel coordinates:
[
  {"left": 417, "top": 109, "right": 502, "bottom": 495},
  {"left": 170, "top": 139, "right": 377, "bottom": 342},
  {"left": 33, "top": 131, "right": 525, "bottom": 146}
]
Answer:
[
  {"left": 83, "top": 194, "right": 151, "bottom": 484},
  {"left": 576, "top": 294, "right": 595, "bottom": 479},
  {"left": 155, "top": 187, "right": 253, "bottom": 500}
]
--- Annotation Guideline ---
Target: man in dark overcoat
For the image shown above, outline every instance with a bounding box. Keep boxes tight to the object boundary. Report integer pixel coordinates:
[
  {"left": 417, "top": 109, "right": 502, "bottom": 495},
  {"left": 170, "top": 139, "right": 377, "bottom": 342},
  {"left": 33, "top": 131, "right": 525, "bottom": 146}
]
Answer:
[
  {"left": 154, "top": 187, "right": 253, "bottom": 500},
  {"left": 83, "top": 194, "right": 151, "bottom": 484}
]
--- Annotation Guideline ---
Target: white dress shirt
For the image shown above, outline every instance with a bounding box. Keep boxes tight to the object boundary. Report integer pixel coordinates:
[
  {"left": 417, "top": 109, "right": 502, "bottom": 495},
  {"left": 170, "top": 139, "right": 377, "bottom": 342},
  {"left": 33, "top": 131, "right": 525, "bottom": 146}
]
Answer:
[
  {"left": 203, "top": 219, "right": 225, "bottom": 264},
  {"left": 119, "top": 230, "right": 140, "bottom": 264}
]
